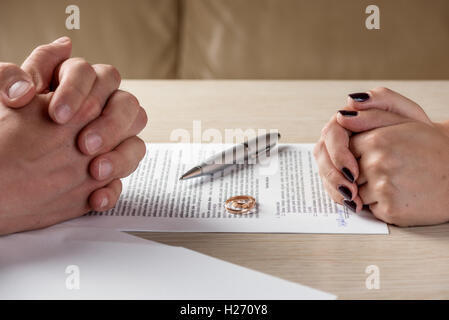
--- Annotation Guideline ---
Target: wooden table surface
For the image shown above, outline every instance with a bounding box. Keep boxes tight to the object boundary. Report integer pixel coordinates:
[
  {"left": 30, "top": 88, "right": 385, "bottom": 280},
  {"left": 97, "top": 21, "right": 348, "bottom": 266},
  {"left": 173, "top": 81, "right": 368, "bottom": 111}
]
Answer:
[{"left": 121, "top": 80, "right": 449, "bottom": 299}]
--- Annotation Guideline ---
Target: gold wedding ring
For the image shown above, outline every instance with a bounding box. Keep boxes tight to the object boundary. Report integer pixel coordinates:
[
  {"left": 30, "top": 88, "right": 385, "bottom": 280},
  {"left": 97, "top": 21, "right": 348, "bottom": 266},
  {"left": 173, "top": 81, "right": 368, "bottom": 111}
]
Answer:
[{"left": 224, "top": 195, "right": 256, "bottom": 214}]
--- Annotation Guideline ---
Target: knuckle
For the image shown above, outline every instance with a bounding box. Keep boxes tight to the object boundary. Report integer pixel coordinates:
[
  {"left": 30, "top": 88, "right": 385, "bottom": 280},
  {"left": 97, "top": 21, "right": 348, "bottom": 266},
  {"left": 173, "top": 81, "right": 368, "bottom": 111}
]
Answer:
[
  {"left": 65, "top": 82, "right": 88, "bottom": 99},
  {"left": 365, "top": 152, "right": 389, "bottom": 174},
  {"left": 110, "top": 180, "right": 123, "bottom": 199},
  {"left": 93, "top": 64, "right": 122, "bottom": 86},
  {"left": 331, "top": 150, "right": 352, "bottom": 170},
  {"left": 378, "top": 201, "right": 401, "bottom": 225},
  {"left": 132, "top": 109, "right": 148, "bottom": 136},
  {"left": 86, "top": 94, "right": 102, "bottom": 114},
  {"left": 324, "top": 168, "right": 340, "bottom": 185},
  {"left": 32, "top": 44, "right": 51, "bottom": 57},
  {"left": 140, "top": 107, "right": 149, "bottom": 127},
  {"left": 116, "top": 157, "right": 134, "bottom": 179},
  {"left": 372, "top": 151, "right": 388, "bottom": 166},
  {"left": 349, "top": 134, "right": 362, "bottom": 151},
  {"left": 331, "top": 192, "right": 343, "bottom": 204},
  {"left": 77, "top": 94, "right": 103, "bottom": 122},
  {"left": 118, "top": 138, "right": 147, "bottom": 177},
  {"left": 136, "top": 137, "right": 147, "bottom": 160},
  {"left": 102, "top": 116, "right": 120, "bottom": 136},
  {"left": 374, "top": 178, "right": 395, "bottom": 196},
  {"left": 370, "top": 148, "right": 398, "bottom": 173},
  {"left": 320, "top": 123, "right": 332, "bottom": 138},
  {"left": 365, "top": 131, "right": 388, "bottom": 149},
  {"left": 0, "top": 62, "right": 18, "bottom": 75},
  {"left": 108, "top": 91, "right": 140, "bottom": 122},
  {"left": 120, "top": 90, "right": 140, "bottom": 107},
  {"left": 313, "top": 140, "right": 323, "bottom": 159},
  {"left": 371, "top": 86, "right": 391, "bottom": 96},
  {"left": 103, "top": 64, "right": 121, "bottom": 84},
  {"left": 313, "top": 143, "right": 320, "bottom": 159},
  {"left": 329, "top": 192, "right": 342, "bottom": 204},
  {"left": 323, "top": 181, "right": 342, "bottom": 204},
  {"left": 383, "top": 154, "right": 400, "bottom": 171},
  {"left": 71, "top": 58, "right": 95, "bottom": 77}
]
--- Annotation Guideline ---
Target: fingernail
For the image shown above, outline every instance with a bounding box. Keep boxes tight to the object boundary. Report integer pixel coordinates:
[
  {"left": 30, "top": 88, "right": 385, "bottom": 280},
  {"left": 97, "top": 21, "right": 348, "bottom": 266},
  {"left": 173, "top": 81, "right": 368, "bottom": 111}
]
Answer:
[
  {"left": 349, "top": 92, "right": 369, "bottom": 102},
  {"left": 100, "top": 197, "right": 109, "bottom": 209},
  {"left": 338, "top": 185, "right": 352, "bottom": 200},
  {"left": 338, "top": 110, "right": 358, "bottom": 117},
  {"left": 85, "top": 133, "right": 103, "bottom": 154},
  {"left": 7, "top": 80, "right": 31, "bottom": 99},
  {"left": 98, "top": 159, "right": 113, "bottom": 180},
  {"left": 343, "top": 200, "right": 357, "bottom": 212},
  {"left": 341, "top": 167, "right": 355, "bottom": 183},
  {"left": 53, "top": 36, "right": 70, "bottom": 44},
  {"left": 54, "top": 104, "right": 72, "bottom": 124}
]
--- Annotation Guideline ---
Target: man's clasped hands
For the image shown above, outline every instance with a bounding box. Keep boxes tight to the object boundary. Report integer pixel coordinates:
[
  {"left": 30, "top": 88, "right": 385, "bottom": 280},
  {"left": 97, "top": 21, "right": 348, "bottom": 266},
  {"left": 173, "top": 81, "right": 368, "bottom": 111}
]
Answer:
[{"left": 1, "top": 38, "right": 448, "bottom": 235}]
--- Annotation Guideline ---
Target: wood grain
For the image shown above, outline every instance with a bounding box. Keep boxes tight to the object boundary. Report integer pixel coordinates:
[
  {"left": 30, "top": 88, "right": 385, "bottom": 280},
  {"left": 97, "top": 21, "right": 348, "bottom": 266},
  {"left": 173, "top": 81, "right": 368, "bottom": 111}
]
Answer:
[{"left": 121, "top": 80, "right": 449, "bottom": 299}]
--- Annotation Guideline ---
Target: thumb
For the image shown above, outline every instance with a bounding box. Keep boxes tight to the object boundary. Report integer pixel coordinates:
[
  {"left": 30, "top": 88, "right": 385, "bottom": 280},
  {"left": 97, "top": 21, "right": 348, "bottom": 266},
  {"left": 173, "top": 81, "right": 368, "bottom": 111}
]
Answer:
[
  {"left": 0, "top": 62, "right": 36, "bottom": 108},
  {"left": 336, "top": 108, "right": 413, "bottom": 133},
  {"left": 346, "top": 87, "right": 432, "bottom": 125},
  {"left": 21, "top": 36, "right": 72, "bottom": 93}
]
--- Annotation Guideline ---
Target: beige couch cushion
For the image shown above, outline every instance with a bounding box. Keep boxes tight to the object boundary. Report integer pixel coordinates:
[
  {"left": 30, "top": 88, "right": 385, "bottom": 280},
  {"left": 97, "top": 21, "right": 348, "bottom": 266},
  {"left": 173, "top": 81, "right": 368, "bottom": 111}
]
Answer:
[
  {"left": 178, "top": 0, "right": 449, "bottom": 79},
  {"left": 1, "top": 0, "right": 448, "bottom": 79},
  {"left": 0, "top": 0, "right": 178, "bottom": 79}
]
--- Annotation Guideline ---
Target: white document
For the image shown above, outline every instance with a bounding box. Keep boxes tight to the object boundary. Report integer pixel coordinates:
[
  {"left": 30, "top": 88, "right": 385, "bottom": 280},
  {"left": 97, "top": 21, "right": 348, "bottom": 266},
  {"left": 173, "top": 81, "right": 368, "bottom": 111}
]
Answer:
[
  {"left": 65, "top": 143, "right": 388, "bottom": 234},
  {"left": 0, "top": 226, "right": 335, "bottom": 299}
]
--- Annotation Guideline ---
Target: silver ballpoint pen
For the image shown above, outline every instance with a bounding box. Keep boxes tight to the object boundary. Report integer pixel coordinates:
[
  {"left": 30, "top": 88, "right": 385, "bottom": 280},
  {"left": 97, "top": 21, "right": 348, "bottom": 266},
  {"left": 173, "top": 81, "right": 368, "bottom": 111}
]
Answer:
[{"left": 179, "top": 132, "right": 281, "bottom": 180}]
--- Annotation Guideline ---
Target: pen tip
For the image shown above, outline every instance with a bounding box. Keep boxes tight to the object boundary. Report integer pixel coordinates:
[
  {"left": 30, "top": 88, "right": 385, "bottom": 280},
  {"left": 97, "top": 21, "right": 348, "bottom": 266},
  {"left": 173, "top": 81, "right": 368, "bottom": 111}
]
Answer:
[{"left": 179, "top": 166, "right": 202, "bottom": 181}]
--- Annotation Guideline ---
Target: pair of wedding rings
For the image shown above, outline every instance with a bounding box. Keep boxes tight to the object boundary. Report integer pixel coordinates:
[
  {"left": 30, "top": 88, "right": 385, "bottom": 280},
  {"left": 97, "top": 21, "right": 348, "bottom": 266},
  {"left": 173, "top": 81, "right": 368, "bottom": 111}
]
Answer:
[{"left": 224, "top": 195, "right": 256, "bottom": 215}]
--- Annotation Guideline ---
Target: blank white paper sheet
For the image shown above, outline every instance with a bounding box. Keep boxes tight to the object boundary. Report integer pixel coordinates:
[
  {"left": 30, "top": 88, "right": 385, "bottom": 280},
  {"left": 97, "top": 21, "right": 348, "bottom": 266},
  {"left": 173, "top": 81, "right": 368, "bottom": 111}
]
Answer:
[{"left": 0, "top": 226, "right": 335, "bottom": 299}]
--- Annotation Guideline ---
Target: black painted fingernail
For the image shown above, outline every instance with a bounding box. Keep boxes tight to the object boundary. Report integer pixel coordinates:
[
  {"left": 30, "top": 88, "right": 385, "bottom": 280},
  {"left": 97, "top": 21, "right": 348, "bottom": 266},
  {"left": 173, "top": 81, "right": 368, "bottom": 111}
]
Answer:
[
  {"left": 338, "top": 110, "right": 358, "bottom": 117},
  {"left": 343, "top": 200, "right": 357, "bottom": 212},
  {"left": 338, "top": 185, "right": 352, "bottom": 200},
  {"left": 341, "top": 167, "right": 355, "bottom": 183},
  {"left": 349, "top": 92, "right": 370, "bottom": 102}
]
